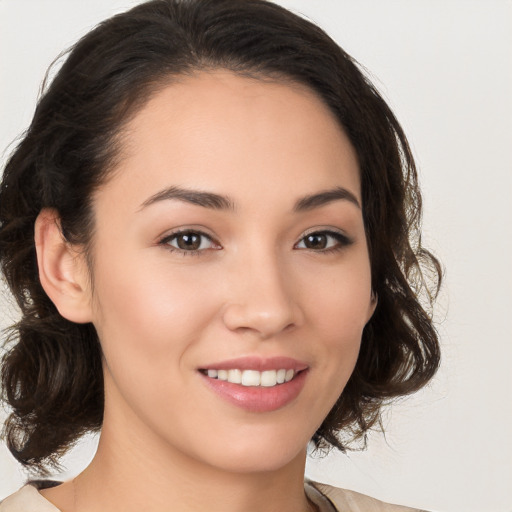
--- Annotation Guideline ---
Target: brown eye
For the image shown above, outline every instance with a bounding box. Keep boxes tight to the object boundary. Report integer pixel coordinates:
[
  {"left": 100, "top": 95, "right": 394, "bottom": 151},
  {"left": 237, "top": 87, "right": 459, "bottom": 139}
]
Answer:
[
  {"left": 295, "top": 230, "right": 352, "bottom": 251},
  {"left": 303, "top": 233, "right": 329, "bottom": 249},
  {"left": 175, "top": 233, "right": 202, "bottom": 250},
  {"left": 162, "top": 231, "right": 217, "bottom": 252}
]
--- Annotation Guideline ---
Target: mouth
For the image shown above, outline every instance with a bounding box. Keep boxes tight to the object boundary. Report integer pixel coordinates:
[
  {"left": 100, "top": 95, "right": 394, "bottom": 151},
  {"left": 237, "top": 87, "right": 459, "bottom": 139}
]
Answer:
[
  {"left": 198, "top": 357, "right": 309, "bottom": 412},
  {"left": 199, "top": 368, "right": 302, "bottom": 387}
]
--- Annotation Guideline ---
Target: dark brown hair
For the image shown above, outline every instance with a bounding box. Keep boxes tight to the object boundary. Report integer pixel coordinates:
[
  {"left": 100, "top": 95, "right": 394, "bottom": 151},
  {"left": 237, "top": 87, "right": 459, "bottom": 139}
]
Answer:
[{"left": 0, "top": 0, "right": 441, "bottom": 472}]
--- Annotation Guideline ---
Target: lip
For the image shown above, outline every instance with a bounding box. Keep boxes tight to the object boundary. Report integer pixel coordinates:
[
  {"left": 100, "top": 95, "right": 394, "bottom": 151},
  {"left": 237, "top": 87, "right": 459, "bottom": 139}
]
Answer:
[
  {"left": 198, "top": 356, "right": 309, "bottom": 372},
  {"left": 198, "top": 356, "right": 309, "bottom": 413}
]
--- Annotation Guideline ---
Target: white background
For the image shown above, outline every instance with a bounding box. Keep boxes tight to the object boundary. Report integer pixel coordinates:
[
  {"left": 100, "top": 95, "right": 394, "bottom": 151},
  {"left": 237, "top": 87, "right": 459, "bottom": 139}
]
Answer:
[{"left": 1, "top": 1, "right": 511, "bottom": 511}]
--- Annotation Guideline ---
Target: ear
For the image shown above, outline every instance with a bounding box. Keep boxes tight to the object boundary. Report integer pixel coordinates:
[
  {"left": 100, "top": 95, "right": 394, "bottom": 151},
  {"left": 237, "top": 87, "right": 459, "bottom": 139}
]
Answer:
[
  {"left": 34, "top": 208, "right": 93, "bottom": 323},
  {"left": 366, "top": 290, "right": 378, "bottom": 324}
]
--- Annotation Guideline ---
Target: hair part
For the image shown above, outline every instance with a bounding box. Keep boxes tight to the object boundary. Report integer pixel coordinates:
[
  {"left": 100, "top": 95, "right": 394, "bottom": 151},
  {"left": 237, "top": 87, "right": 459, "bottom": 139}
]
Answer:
[{"left": 0, "top": 0, "right": 441, "bottom": 472}]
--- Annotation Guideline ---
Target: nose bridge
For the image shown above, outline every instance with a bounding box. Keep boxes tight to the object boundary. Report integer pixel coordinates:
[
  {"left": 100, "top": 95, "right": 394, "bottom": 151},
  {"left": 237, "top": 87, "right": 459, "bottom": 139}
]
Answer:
[{"left": 222, "top": 240, "right": 300, "bottom": 337}]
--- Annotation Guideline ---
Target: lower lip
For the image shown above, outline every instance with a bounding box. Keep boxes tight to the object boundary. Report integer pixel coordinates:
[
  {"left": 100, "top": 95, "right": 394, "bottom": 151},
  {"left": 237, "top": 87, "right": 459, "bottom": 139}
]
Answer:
[{"left": 199, "top": 370, "right": 308, "bottom": 413}]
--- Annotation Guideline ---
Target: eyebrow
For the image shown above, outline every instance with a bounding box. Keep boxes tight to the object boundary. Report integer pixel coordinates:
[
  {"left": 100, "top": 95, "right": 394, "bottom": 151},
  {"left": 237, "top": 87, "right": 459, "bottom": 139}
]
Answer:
[
  {"left": 140, "top": 186, "right": 235, "bottom": 211},
  {"left": 293, "top": 187, "right": 361, "bottom": 211},
  {"left": 139, "top": 185, "right": 360, "bottom": 212}
]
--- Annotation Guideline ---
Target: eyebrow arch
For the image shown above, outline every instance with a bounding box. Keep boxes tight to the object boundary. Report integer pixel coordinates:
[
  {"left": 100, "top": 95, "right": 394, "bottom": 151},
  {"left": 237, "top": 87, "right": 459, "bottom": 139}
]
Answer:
[
  {"left": 139, "top": 186, "right": 235, "bottom": 211},
  {"left": 293, "top": 187, "right": 361, "bottom": 211},
  {"left": 139, "top": 185, "right": 360, "bottom": 213}
]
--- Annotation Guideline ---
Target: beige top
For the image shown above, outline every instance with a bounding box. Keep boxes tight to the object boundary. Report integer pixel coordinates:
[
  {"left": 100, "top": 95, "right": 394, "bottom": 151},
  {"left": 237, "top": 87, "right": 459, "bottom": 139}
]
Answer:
[{"left": 0, "top": 480, "right": 427, "bottom": 512}]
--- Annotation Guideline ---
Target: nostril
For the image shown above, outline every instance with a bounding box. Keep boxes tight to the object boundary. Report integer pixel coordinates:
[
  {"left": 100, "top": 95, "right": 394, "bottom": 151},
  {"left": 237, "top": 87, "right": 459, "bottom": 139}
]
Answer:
[{"left": 222, "top": 302, "right": 300, "bottom": 339}]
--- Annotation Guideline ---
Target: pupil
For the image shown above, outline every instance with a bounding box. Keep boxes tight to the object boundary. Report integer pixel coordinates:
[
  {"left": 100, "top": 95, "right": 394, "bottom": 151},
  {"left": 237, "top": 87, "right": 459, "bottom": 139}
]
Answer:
[
  {"left": 306, "top": 234, "right": 326, "bottom": 249},
  {"left": 178, "top": 233, "right": 200, "bottom": 250}
]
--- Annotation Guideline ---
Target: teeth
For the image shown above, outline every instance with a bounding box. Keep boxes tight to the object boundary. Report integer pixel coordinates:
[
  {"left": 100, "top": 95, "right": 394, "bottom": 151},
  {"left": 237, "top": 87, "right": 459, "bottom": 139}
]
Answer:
[
  {"left": 204, "top": 368, "right": 297, "bottom": 387},
  {"left": 242, "top": 370, "right": 260, "bottom": 386},
  {"left": 260, "top": 370, "right": 276, "bottom": 387},
  {"left": 228, "top": 369, "right": 242, "bottom": 384}
]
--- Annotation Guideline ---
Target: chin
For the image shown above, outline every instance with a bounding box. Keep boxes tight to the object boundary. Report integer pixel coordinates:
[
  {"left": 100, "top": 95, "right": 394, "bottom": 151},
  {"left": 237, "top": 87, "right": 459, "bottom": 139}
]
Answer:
[{"left": 195, "top": 431, "right": 309, "bottom": 475}]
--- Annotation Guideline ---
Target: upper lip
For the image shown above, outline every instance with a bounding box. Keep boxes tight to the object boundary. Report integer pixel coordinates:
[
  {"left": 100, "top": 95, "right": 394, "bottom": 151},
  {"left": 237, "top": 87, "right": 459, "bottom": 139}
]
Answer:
[{"left": 198, "top": 356, "right": 309, "bottom": 372}]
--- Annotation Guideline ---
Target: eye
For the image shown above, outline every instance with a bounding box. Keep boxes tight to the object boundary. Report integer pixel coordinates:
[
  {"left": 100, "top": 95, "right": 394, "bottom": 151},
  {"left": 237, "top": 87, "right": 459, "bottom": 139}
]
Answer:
[
  {"left": 160, "top": 230, "right": 219, "bottom": 253},
  {"left": 295, "top": 230, "right": 352, "bottom": 251}
]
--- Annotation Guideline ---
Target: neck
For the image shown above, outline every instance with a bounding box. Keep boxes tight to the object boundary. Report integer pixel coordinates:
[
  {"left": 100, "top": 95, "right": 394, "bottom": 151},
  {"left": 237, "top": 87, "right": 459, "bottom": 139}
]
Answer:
[
  {"left": 66, "top": 407, "right": 312, "bottom": 512},
  {"left": 73, "top": 435, "right": 310, "bottom": 512}
]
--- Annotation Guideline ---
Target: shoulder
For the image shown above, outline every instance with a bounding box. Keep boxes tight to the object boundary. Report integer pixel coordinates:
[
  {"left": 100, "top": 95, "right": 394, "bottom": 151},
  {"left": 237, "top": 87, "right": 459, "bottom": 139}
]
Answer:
[
  {"left": 306, "top": 480, "right": 429, "bottom": 512},
  {"left": 0, "top": 485, "right": 60, "bottom": 512},
  {"left": 3, "top": 481, "right": 428, "bottom": 512}
]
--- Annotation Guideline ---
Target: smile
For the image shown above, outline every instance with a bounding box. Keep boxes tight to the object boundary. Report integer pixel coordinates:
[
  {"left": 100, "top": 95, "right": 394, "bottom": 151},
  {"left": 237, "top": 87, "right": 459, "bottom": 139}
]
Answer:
[
  {"left": 200, "top": 368, "right": 296, "bottom": 387},
  {"left": 198, "top": 356, "right": 309, "bottom": 412}
]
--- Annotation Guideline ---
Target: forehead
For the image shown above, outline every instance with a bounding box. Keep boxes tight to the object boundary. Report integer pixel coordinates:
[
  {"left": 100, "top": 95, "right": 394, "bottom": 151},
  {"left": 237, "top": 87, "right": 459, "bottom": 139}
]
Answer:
[{"left": 99, "top": 70, "right": 361, "bottom": 211}]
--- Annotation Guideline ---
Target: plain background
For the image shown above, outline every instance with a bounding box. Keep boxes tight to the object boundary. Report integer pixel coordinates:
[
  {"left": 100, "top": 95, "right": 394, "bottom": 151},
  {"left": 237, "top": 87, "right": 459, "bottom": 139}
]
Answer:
[{"left": 1, "top": 1, "right": 511, "bottom": 511}]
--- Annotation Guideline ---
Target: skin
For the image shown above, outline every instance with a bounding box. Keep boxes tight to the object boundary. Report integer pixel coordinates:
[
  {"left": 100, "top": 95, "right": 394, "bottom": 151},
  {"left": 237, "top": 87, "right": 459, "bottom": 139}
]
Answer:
[{"left": 38, "top": 71, "right": 376, "bottom": 512}]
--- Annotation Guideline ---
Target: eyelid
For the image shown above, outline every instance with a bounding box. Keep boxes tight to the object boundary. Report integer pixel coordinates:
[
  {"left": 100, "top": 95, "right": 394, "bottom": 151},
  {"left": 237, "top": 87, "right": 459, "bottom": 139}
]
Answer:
[
  {"left": 156, "top": 224, "right": 217, "bottom": 243},
  {"left": 300, "top": 226, "right": 350, "bottom": 238},
  {"left": 294, "top": 228, "right": 353, "bottom": 251},
  {"left": 158, "top": 227, "right": 222, "bottom": 254},
  {"left": 156, "top": 226, "right": 352, "bottom": 254}
]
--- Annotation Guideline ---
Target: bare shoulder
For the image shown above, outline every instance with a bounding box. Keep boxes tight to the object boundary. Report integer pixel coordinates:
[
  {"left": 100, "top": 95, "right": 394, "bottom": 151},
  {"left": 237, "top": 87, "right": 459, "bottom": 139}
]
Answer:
[{"left": 307, "top": 481, "right": 429, "bottom": 512}]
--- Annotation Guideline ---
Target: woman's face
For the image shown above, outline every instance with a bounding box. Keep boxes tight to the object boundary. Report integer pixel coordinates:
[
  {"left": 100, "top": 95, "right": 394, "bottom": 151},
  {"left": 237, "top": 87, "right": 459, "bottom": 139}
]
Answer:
[{"left": 85, "top": 71, "right": 375, "bottom": 473}]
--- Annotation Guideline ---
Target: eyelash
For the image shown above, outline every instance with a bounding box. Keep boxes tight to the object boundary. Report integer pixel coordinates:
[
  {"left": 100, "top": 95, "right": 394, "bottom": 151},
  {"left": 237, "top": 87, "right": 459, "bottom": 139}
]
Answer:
[
  {"left": 159, "top": 229, "right": 220, "bottom": 257},
  {"left": 158, "top": 229, "right": 352, "bottom": 256},
  {"left": 295, "top": 230, "right": 353, "bottom": 253}
]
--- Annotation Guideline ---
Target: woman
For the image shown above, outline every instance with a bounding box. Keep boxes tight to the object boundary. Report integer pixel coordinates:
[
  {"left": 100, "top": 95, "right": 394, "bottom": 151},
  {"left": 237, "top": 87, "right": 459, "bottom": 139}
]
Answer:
[{"left": 0, "top": 1, "right": 441, "bottom": 511}]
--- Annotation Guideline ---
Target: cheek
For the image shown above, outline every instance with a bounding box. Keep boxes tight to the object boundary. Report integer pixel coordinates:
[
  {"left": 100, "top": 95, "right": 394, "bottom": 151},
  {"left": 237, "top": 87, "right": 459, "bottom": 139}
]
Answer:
[
  {"left": 305, "top": 259, "right": 373, "bottom": 334},
  {"left": 301, "top": 257, "right": 373, "bottom": 377},
  {"left": 89, "top": 257, "right": 223, "bottom": 434},
  {"left": 90, "top": 254, "right": 222, "bottom": 377}
]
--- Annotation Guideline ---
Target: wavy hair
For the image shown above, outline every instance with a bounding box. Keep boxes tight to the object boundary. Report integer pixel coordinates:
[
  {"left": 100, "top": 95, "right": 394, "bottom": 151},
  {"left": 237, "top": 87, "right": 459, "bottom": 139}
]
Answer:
[{"left": 0, "top": 0, "right": 441, "bottom": 472}]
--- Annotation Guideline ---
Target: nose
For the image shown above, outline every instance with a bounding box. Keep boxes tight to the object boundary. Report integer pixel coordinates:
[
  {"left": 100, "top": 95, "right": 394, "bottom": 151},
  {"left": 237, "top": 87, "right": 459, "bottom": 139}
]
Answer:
[{"left": 222, "top": 250, "right": 303, "bottom": 339}]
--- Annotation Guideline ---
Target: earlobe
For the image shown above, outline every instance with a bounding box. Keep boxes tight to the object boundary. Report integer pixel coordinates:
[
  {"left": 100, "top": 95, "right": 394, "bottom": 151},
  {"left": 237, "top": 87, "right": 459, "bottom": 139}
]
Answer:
[{"left": 34, "top": 208, "right": 93, "bottom": 324}]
